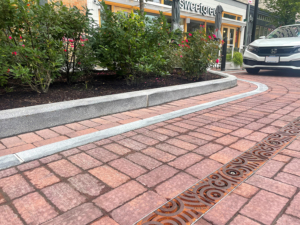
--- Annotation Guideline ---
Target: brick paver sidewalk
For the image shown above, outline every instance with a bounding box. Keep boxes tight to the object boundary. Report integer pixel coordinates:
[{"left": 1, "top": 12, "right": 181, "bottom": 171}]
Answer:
[
  {"left": 0, "top": 70, "right": 300, "bottom": 225},
  {"left": 0, "top": 80, "right": 256, "bottom": 157},
  {"left": 200, "top": 135, "right": 300, "bottom": 225}
]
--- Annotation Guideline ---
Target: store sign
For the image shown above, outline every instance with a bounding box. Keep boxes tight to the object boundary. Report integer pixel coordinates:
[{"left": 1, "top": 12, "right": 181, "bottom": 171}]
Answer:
[{"left": 179, "top": 0, "right": 216, "bottom": 16}]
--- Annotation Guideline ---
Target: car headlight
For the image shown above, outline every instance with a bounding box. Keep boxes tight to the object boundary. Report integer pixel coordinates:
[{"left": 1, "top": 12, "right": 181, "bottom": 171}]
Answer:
[
  {"left": 247, "top": 45, "right": 258, "bottom": 54},
  {"left": 294, "top": 47, "right": 300, "bottom": 53}
]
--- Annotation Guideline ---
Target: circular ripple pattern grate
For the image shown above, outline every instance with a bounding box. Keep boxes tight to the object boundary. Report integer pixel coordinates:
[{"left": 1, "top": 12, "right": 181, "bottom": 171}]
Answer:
[{"left": 135, "top": 117, "right": 300, "bottom": 225}]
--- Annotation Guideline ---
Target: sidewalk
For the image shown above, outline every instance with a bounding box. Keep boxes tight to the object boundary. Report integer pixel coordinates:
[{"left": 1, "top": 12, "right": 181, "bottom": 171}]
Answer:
[
  {"left": 0, "top": 79, "right": 256, "bottom": 157},
  {"left": 1, "top": 70, "right": 300, "bottom": 225}
]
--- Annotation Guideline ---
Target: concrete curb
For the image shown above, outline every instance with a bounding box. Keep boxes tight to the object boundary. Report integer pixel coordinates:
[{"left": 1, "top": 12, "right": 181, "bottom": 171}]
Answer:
[
  {"left": 0, "top": 71, "right": 269, "bottom": 171},
  {"left": 0, "top": 71, "right": 236, "bottom": 138}
]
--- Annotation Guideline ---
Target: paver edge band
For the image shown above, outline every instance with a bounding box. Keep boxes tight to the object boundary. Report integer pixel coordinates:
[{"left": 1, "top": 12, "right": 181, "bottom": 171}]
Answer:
[
  {"left": 134, "top": 116, "right": 300, "bottom": 225},
  {"left": 0, "top": 70, "right": 237, "bottom": 138},
  {"left": 0, "top": 74, "right": 268, "bottom": 170}
]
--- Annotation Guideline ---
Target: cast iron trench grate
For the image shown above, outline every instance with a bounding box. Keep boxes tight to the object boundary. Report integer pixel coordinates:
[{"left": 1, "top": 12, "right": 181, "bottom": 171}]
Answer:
[{"left": 135, "top": 117, "right": 300, "bottom": 225}]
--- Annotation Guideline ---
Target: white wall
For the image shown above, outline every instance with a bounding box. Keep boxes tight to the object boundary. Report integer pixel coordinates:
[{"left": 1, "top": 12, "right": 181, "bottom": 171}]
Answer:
[
  {"left": 185, "top": 0, "right": 247, "bottom": 20},
  {"left": 87, "top": 0, "right": 100, "bottom": 26},
  {"left": 88, "top": 0, "right": 246, "bottom": 47},
  {"left": 182, "top": 0, "right": 246, "bottom": 48}
]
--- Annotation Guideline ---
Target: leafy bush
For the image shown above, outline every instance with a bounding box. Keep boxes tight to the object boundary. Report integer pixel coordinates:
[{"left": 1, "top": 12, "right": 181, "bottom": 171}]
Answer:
[
  {"left": 0, "top": 0, "right": 95, "bottom": 93},
  {"left": 179, "top": 29, "right": 220, "bottom": 80},
  {"left": 164, "top": 44, "right": 183, "bottom": 70},
  {"left": 226, "top": 54, "right": 232, "bottom": 62},
  {"left": 0, "top": 47, "right": 11, "bottom": 87},
  {"left": 59, "top": 7, "right": 98, "bottom": 84},
  {"left": 0, "top": 0, "right": 65, "bottom": 93},
  {"left": 232, "top": 52, "right": 243, "bottom": 67},
  {"left": 92, "top": 2, "right": 175, "bottom": 85}
]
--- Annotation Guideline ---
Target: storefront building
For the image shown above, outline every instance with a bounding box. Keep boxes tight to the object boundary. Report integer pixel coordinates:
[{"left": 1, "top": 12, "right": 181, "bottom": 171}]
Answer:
[
  {"left": 248, "top": 5, "right": 275, "bottom": 41},
  {"left": 87, "top": 0, "right": 247, "bottom": 50}
]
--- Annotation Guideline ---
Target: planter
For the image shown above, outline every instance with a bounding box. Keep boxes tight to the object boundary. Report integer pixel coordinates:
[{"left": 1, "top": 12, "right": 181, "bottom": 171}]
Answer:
[
  {"left": 225, "top": 62, "right": 241, "bottom": 70},
  {"left": 0, "top": 70, "right": 237, "bottom": 138},
  {"left": 231, "top": 63, "right": 241, "bottom": 70}
]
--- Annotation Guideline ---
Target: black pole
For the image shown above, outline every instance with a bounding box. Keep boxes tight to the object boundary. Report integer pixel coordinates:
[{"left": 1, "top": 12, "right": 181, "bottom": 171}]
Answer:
[
  {"left": 251, "top": 0, "right": 259, "bottom": 42},
  {"left": 221, "top": 37, "right": 227, "bottom": 71}
]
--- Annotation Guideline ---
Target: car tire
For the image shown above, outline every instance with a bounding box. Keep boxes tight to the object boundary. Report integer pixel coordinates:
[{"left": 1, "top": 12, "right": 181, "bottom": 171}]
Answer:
[{"left": 246, "top": 68, "right": 260, "bottom": 74}]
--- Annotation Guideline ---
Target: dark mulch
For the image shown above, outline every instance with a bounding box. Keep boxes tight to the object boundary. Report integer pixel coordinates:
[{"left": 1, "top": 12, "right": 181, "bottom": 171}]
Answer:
[{"left": 0, "top": 71, "right": 222, "bottom": 110}]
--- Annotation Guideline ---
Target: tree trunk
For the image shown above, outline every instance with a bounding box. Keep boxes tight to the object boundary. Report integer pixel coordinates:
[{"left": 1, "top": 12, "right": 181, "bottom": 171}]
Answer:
[{"left": 140, "top": 0, "right": 145, "bottom": 14}]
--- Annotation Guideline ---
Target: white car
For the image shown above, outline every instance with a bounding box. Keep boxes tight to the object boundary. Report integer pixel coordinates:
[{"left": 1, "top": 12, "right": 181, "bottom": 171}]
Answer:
[{"left": 243, "top": 24, "right": 300, "bottom": 74}]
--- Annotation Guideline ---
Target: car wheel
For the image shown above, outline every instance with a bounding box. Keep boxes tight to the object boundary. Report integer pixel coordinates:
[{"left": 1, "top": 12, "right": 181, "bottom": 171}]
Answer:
[{"left": 246, "top": 68, "right": 260, "bottom": 74}]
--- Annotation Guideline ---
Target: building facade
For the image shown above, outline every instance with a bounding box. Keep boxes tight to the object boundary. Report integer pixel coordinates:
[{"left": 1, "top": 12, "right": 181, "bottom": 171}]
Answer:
[
  {"left": 53, "top": 0, "right": 248, "bottom": 48},
  {"left": 241, "top": 4, "right": 275, "bottom": 45},
  {"left": 249, "top": 5, "right": 275, "bottom": 41},
  {"left": 88, "top": 0, "right": 248, "bottom": 49}
]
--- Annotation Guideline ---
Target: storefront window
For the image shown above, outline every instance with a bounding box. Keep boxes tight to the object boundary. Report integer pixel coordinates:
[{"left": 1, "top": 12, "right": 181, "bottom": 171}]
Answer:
[
  {"left": 187, "top": 20, "right": 205, "bottom": 32},
  {"left": 229, "top": 29, "right": 234, "bottom": 45},
  {"left": 253, "top": 26, "right": 274, "bottom": 40},
  {"left": 223, "top": 28, "right": 228, "bottom": 41},
  {"left": 224, "top": 13, "right": 236, "bottom": 20},
  {"left": 255, "top": 25, "right": 260, "bottom": 40},
  {"left": 145, "top": 12, "right": 159, "bottom": 26},
  {"left": 165, "top": 16, "right": 185, "bottom": 31},
  {"left": 223, "top": 13, "right": 242, "bottom": 21},
  {"left": 206, "top": 23, "right": 215, "bottom": 35},
  {"left": 147, "top": 0, "right": 161, "bottom": 3},
  {"left": 146, "top": 12, "right": 159, "bottom": 20},
  {"left": 164, "top": 0, "right": 172, "bottom": 6},
  {"left": 259, "top": 26, "right": 264, "bottom": 37}
]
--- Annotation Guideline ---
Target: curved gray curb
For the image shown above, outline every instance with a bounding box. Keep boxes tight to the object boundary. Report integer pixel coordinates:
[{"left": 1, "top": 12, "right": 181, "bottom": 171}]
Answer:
[
  {"left": 0, "top": 72, "right": 236, "bottom": 138},
  {"left": 0, "top": 71, "right": 268, "bottom": 170}
]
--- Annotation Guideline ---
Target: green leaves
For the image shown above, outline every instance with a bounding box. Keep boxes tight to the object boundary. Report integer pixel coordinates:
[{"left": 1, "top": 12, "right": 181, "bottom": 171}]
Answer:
[
  {"left": 233, "top": 52, "right": 243, "bottom": 67},
  {"left": 0, "top": 0, "right": 94, "bottom": 93},
  {"left": 92, "top": 1, "right": 175, "bottom": 85},
  {"left": 177, "top": 30, "right": 220, "bottom": 80},
  {"left": 264, "top": 0, "right": 300, "bottom": 26}
]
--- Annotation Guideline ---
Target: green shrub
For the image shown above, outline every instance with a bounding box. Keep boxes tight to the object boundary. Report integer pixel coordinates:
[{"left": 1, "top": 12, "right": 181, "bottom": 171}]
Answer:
[
  {"left": 92, "top": 1, "right": 175, "bottom": 85},
  {"left": 232, "top": 52, "right": 243, "bottom": 67},
  {"left": 226, "top": 54, "right": 232, "bottom": 62},
  {"left": 0, "top": 0, "right": 95, "bottom": 93},
  {"left": 0, "top": 47, "right": 11, "bottom": 87},
  {"left": 0, "top": 0, "right": 65, "bottom": 93},
  {"left": 59, "top": 6, "right": 98, "bottom": 84},
  {"left": 179, "top": 29, "right": 220, "bottom": 80},
  {"left": 164, "top": 44, "right": 183, "bottom": 70}
]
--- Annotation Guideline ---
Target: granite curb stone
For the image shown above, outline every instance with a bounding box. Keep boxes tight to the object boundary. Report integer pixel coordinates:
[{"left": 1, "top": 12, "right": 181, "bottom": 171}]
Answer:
[
  {"left": 0, "top": 70, "right": 268, "bottom": 170},
  {"left": 0, "top": 70, "right": 237, "bottom": 138}
]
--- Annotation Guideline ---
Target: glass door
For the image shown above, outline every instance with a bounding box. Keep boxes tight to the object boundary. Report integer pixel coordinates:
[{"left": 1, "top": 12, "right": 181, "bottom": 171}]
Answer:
[
  {"left": 223, "top": 26, "right": 236, "bottom": 45},
  {"left": 223, "top": 27, "right": 228, "bottom": 42},
  {"left": 222, "top": 26, "right": 237, "bottom": 60},
  {"left": 229, "top": 28, "right": 235, "bottom": 45}
]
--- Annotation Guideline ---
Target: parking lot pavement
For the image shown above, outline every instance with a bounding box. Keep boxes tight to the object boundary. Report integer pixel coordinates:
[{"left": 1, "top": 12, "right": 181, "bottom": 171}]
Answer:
[{"left": 1, "top": 70, "right": 300, "bottom": 225}]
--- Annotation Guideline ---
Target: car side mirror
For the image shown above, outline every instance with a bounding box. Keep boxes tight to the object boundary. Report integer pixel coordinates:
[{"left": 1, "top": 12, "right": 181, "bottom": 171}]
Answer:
[{"left": 259, "top": 36, "right": 266, "bottom": 39}]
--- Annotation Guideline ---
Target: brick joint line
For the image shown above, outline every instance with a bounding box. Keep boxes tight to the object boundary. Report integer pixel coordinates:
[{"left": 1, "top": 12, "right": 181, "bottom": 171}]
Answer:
[
  {"left": 0, "top": 77, "right": 268, "bottom": 170},
  {"left": 134, "top": 116, "right": 300, "bottom": 225}
]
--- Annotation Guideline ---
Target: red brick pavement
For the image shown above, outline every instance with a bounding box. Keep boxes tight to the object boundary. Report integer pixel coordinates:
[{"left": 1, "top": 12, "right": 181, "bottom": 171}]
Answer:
[
  {"left": 199, "top": 135, "right": 300, "bottom": 225},
  {"left": 0, "top": 70, "right": 300, "bottom": 224},
  {"left": 0, "top": 80, "right": 256, "bottom": 157}
]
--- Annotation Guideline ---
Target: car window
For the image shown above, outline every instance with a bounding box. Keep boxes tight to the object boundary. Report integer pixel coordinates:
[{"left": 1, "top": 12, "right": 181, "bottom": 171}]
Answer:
[{"left": 267, "top": 26, "right": 300, "bottom": 39}]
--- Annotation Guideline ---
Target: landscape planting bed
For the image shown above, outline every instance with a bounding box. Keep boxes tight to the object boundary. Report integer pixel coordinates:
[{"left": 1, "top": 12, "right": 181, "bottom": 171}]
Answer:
[{"left": 0, "top": 72, "right": 222, "bottom": 110}]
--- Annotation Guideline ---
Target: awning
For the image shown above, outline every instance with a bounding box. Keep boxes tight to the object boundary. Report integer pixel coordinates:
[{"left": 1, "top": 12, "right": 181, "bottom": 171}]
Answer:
[{"left": 104, "top": 0, "right": 246, "bottom": 27}]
